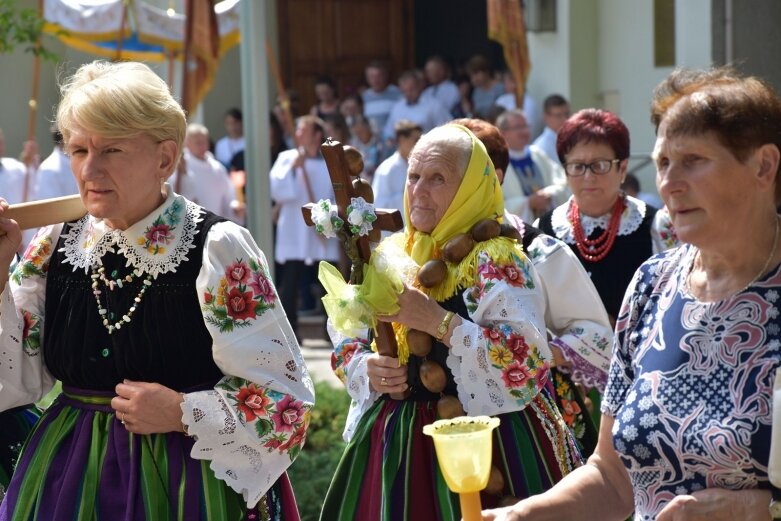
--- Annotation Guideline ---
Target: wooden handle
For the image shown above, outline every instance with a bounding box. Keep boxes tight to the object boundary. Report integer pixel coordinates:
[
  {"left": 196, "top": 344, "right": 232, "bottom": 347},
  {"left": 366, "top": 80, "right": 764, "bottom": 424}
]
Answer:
[{"left": 3, "top": 195, "right": 87, "bottom": 231}]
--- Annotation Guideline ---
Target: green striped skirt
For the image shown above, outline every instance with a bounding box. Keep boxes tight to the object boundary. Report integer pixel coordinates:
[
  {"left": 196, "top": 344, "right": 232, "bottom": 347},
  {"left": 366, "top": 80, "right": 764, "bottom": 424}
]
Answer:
[
  {"left": 0, "top": 385, "right": 298, "bottom": 521},
  {"left": 319, "top": 388, "right": 582, "bottom": 521}
]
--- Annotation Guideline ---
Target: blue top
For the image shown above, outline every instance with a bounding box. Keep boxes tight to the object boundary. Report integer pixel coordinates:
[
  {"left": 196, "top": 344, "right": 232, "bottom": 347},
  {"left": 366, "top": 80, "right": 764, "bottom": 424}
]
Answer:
[{"left": 603, "top": 244, "right": 781, "bottom": 519}]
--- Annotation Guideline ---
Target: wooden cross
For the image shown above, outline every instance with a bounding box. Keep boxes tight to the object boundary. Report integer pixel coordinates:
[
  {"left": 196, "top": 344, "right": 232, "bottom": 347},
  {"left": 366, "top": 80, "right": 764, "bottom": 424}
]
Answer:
[{"left": 301, "top": 138, "right": 404, "bottom": 362}]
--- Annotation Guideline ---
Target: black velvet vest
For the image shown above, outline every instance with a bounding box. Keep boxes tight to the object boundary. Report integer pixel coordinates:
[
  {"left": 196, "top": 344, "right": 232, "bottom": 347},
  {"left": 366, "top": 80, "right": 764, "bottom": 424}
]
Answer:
[{"left": 43, "top": 211, "right": 226, "bottom": 391}]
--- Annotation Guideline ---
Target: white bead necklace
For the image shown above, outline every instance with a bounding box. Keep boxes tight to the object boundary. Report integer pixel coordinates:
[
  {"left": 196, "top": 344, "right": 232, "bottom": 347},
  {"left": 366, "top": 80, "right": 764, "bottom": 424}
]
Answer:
[{"left": 91, "top": 265, "right": 153, "bottom": 334}]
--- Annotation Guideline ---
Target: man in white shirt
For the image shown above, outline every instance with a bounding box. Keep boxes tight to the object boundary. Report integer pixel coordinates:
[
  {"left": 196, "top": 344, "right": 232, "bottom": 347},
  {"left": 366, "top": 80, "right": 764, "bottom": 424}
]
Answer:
[
  {"left": 32, "top": 128, "right": 77, "bottom": 201},
  {"left": 371, "top": 120, "right": 422, "bottom": 228},
  {"left": 269, "top": 115, "right": 339, "bottom": 338},
  {"left": 532, "top": 94, "right": 571, "bottom": 164},
  {"left": 382, "top": 70, "right": 451, "bottom": 145},
  {"left": 171, "top": 123, "right": 240, "bottom": 222},
  {"left": 362, "top": 60, "right": 402, "bottom": 140},
  {"left": 214, "top": 107, "right": 245, "bottom": 168},
  {"left": 421, "top": 55, "right": 460, "bottom": 112},
  {"left": 497, "top": 109, "right": 568, "bottom": 222}
]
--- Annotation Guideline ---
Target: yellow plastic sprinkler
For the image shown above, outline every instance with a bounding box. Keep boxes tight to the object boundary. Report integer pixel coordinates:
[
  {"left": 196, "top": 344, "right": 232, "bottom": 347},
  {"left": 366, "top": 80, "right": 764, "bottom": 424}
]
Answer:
[{"left": 423, "top": 416, "right": 501, "bottom": 521}]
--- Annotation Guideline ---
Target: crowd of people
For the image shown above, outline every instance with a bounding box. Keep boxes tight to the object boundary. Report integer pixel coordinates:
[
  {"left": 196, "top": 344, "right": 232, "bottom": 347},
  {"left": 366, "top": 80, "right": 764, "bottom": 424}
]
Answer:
[{"left": 0, "top": 53, "right": 779, "bottom": 521}]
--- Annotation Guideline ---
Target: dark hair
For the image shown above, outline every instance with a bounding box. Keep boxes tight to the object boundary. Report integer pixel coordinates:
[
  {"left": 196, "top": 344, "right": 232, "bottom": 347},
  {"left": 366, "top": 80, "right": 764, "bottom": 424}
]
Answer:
[
  {"left": 225, "top": 107, "right": 242, "bottom": 122},
  {"left": 621, "top": 172, "right": 641, "bottom": 194},
  {"left": 543, "top": 94, "right": 569, "bottom": 113},
  {"left": 323, "top": 114, "right": 350, "bottom": 143},
  {"left": 465, "top": 55, "right": 492, "bottom": 75},
  {"left": 394, "top": 119, "right": 423, "bottom": 140},
  {"left": 452, "top": 117, "right": 509, "bottom": 175},
  {"left": 651, "top": 67, "right": 781, "bottom": 202},
  {"left": 315, "top": 75, "right": 337, "bottom": 91},
  {"left": 556, "top": 108, "right": 630, "bottom": 164}
]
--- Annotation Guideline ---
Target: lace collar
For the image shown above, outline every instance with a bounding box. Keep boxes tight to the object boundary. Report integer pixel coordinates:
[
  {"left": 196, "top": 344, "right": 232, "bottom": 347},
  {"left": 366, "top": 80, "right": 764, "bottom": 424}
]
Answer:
[
  {"left": 551, "top": 194, "right": 646, "bottom": 244},
  {"left": 59, "top": 187, "right": 204, "bottom": 278}
]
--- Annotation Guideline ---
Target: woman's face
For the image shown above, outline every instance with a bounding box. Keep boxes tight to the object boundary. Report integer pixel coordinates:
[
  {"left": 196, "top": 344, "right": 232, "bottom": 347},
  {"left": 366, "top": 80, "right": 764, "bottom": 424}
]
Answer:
[
  {"left": 654, "top": 127, "right": 772, "bottom": 246},
  {"left": 67, "top": 126, "right": 177, "bottom": 230},
  {"left": 565, "top": 140, "right": 626, "bottom": 217},
  {"left": 406, "top": 144, "right": 463, "bottom": 233}
]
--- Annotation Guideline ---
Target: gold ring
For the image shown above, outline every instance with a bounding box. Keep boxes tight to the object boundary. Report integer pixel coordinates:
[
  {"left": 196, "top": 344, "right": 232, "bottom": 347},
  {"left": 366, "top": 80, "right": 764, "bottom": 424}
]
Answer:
[{"left": 381, "top": 377, "right": 388, "bottom": 386}]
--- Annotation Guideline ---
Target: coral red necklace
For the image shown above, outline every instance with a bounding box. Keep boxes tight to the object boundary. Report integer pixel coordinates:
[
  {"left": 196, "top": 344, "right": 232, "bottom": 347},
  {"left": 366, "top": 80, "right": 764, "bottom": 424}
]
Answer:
[{"left": 567, "top": 196, "right": 626, "bottom": 262}]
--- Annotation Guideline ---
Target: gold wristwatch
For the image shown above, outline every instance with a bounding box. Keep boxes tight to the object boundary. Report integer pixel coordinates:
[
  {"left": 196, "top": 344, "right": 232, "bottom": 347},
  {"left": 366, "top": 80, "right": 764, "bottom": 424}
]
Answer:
[
  {"left": 770, "top": 488, "right": 781, "bottom": 520},
  {"left": 435, "top": 311, "right": 455, "bottom": 341}
]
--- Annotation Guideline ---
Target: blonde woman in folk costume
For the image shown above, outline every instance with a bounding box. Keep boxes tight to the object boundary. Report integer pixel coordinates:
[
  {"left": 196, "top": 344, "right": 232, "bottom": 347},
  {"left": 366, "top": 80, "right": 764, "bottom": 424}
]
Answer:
[{"left": 0, "top": 61, "right": 314, "bottom": 520}]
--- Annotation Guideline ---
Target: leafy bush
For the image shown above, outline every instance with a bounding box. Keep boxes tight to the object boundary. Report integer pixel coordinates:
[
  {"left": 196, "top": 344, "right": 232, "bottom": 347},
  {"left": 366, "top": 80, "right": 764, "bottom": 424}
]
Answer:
[{"left": 288, "top": 380, "right": 351, "bottom": 521}]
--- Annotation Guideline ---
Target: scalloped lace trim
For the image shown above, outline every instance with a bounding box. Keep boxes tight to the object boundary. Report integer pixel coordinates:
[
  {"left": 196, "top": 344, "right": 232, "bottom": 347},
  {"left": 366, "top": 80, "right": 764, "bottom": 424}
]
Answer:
[
  {"left": 59, "top": 193, "right": 204, "bottom": 278},
  {"left": 551, "top": 195, "right": 646, "bottom": 244},
  {"left": 182, "top": 390, "right": 276, "bottom": 508}
]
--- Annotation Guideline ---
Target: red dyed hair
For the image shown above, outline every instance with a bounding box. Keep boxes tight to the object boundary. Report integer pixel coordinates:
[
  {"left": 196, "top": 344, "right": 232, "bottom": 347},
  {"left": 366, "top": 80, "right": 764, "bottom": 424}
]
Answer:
[{"left": 556, "top": 109, "right": 630, "bottom": 164}]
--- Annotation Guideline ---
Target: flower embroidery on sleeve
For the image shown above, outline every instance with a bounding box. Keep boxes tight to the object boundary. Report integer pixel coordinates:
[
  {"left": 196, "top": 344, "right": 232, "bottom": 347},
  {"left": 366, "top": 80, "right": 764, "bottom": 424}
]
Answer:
[
  {"left": 217, "top": 377, "right": 311, "bottom": 460},
  {"left": 202, "top": 258, "right": 277, "bottom": 332},
  {"left": 12, "top": 236, "right": 52, "bottom": 284},
  {"left": 21, "top": 309, "right": 42, "bottom": 356},
  {"left": 331, "top": 338, "right": 368, "bottom": 383},
  {"left": 465, "top": 252, "right": 535, "bottom": 313},
  {"left": 484, "top": 323, "right": 549, "bottom": 404}
]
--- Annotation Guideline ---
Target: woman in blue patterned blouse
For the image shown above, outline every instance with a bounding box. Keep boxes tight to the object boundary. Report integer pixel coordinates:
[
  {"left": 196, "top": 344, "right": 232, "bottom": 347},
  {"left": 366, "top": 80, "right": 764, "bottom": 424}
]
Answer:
[{"left": 482, "top": 67, "right": 781, "bottom": 521}]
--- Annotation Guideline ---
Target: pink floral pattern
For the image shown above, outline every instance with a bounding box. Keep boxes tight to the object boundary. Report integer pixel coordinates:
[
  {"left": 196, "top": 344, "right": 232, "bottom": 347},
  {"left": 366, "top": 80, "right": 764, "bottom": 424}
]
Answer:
[
  {"left": 218, "top": 377, "right": 311, "bottom": 460},
  {"left": 332, "top": 338, "right": 370, "bottom": 384},
  {"left": 202, "top": 257, "right": 277, "bottom": 332},
  {"left": 136, "top": 199, "right": 183, "bottom": 255}
]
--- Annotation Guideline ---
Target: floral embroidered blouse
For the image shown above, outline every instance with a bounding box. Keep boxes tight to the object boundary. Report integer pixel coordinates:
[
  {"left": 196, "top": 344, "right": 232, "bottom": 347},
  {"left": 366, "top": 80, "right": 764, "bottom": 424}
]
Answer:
[
  {"left": 0, "top": 189, "right": 315, "bottom": 507},
  {"left": 507, "top": 213, "right": 614, "bottom": 392},
  {"left": 329, "top": 238, "right": 552, "bottom": 441},
  {"left": 603, "top": 245, "right": 781, "bottom": 519}
]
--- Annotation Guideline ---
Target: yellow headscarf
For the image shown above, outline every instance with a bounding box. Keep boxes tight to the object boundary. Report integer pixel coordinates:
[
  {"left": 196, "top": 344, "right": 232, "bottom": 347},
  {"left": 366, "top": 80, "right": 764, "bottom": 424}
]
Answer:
[
  {"left": 320, "top": 124, "right": 523, "bottom": 363},
  {"left": 402, "top": 124, "right": 510, "bottom": 301}
]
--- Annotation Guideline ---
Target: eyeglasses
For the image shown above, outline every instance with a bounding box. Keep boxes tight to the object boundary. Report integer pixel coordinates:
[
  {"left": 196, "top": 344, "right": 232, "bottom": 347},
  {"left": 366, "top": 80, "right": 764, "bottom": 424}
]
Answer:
[{"left": 564, "top": 159, "right": 621, "bottom": 177}]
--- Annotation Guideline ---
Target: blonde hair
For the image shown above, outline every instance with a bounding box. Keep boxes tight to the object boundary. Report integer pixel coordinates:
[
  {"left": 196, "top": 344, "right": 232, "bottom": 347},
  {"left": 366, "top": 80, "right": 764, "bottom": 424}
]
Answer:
[{"left": 56, "top": 61, "right": 186, "bottom": 156}]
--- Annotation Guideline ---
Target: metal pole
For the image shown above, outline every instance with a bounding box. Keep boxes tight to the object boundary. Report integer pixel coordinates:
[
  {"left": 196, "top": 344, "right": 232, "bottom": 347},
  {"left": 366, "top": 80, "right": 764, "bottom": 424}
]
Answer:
[{"left": 239, "top": 0, "right": 274, "bottom": 266}]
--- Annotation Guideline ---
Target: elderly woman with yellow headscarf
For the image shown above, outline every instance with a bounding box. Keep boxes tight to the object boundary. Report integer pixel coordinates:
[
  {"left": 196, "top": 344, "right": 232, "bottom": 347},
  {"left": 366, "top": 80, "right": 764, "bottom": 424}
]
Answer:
[{"left": 318, "top": 124, "right": 581, "bottom": 521}]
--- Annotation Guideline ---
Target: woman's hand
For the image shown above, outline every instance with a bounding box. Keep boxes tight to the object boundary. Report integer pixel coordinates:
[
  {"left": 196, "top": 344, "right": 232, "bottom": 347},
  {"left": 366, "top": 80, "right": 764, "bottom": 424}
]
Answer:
[
  {"left": 656, "top": 488, "right": 772, "bottom": 521},
  {"left": 377, "top": 283, "right": 456, "bottom": 338},
  {"left": 366, "top": 353, "right": 408, "bottom": 394},
  {"left": 480, "top": 503, "right": 525, "bottom": 520},
  {"left": 111, "top": 379, "right": 185, "bottom": 435}
]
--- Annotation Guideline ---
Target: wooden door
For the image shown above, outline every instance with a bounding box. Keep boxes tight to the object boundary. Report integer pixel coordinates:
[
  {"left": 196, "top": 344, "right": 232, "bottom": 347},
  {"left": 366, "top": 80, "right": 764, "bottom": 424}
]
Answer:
[{"left": 277, "top": 0, "right": 415, "bottom": 116}]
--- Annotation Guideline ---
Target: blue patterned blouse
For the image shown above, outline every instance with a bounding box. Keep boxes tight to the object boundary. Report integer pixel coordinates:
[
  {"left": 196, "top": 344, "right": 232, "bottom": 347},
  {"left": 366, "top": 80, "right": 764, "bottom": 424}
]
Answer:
[{"left": 603, "top": 244, "right": 781, "bottom": 520}]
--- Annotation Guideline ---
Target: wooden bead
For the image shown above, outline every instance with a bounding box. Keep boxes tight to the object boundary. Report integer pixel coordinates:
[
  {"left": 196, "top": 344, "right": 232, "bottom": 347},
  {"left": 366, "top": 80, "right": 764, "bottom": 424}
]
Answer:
[
  {"left": 436, "top": 395, "right": 465, "bottom": 419},
  {"left": 416, "top": 259, "right": 447, "bottom": 288},
  {"left": 343, "top": 145, "right": 365, "bottom": 177},
  {"left": 352, "top": 177, "right": 374, "bottom": 203},
  {"left": 442, "top": 233, "right": 475, "bottom": 263},
  {"left": 407, "top": 329, "right": 433, "bottom": 357},
  {"left": 484, "top": 466, "right": 506, "bottom": 496},
  {"left": 499, "top": 222, "right": 523, "bottom": 242},
  {"left": 419, "top": 360, "right": 447, "bottom": 393},
  {"left": 471, "top": 219, "right": 501, "bottom": 242}
]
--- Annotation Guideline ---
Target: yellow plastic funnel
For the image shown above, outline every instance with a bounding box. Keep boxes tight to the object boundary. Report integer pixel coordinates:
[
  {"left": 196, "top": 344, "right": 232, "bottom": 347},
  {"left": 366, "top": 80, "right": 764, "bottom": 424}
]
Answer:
[{"left": 423, "top": 415, "right": 500, "bottom": 521}]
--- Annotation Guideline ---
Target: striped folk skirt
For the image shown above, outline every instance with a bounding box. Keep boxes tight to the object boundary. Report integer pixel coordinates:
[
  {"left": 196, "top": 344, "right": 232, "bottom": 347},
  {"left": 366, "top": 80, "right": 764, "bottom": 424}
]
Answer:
[
  {"left": 319, "top": 389, "right": 582, "bottom": 521},
  {"left": 0, "top": 386, "right": 299, "bottom": 521}
]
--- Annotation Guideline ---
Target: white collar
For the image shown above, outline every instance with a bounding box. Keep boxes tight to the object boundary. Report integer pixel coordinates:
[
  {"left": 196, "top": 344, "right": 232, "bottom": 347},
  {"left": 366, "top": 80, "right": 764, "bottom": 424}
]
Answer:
[
  {"left": 59, "top": 186, "right": 204, "bottom": 278},
  {"left": 551, "top": 195, "right": 647, "bottom": 244}
]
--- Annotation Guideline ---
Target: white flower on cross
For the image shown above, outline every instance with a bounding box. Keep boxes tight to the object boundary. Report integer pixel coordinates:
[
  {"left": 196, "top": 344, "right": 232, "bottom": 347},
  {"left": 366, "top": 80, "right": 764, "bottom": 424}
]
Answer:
[
  {"left": 311, "top": 199, "right": 344, "bottom": 238},
  {"left": 346, "top": 197, "right": 377, "bottom": 237}
]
